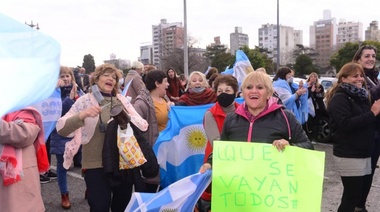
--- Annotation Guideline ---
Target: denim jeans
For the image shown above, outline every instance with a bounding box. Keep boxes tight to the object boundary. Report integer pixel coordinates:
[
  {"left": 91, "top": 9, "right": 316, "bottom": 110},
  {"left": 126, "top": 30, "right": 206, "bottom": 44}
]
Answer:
[{"left": 56, "top": 154, "right": 68, "bottom": 194}]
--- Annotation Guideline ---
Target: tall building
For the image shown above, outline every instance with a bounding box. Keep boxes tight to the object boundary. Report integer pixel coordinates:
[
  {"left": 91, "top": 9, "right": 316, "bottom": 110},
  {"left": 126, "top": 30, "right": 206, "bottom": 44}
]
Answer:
[
  {"left": 258, "top": 24, "right": 303, "bottom": 65},
  {"left": 309, "top": 10, "right": 338, "bottom": 67},
  {"left": 365, "top": 21, "right": 380, "bottom": 41},
  {"left": 140, "top": 43, "right": 153, "bottom": 65},
  {"left": 152, "top": 19, "right": 184, "bottom": 69},
  {"left": 230, "top": 27, "right": 249, "bottom": 54},
  {"left": 104, "top": 54, "right": 130, "bottom": 70},
  {"left": 337, "top": 20, "right": 363, "bottom": 46}
]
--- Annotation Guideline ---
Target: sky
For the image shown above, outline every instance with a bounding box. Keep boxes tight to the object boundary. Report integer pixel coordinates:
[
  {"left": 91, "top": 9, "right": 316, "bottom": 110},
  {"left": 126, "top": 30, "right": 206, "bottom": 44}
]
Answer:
[{"left": 2, "top": 0, "right": 378, "bottom": 67}]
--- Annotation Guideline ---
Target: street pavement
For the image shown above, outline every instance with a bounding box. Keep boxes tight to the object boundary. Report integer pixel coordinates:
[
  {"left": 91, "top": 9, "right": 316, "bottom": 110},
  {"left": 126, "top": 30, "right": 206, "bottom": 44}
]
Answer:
[{"left": 41, "top": 142, "right": 380, "bottom": 212}]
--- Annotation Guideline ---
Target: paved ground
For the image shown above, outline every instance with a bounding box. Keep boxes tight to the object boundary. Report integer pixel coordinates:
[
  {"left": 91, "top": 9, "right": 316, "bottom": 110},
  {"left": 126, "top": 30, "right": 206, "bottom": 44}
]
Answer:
[{"left": 41, "top": 142, "right": 380, "bottom": 211}]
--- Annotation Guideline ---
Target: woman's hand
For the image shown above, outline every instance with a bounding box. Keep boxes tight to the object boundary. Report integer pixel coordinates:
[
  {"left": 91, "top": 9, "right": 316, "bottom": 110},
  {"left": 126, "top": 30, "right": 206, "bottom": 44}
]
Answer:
[
  {"left": 70, "top": 84, "right": 78, "bottom": 100},
  {"left": 272, "top": 139, "right": 289, "bottom": 152},
  {"left": 79, "top": 105, "right": 101, "bottom": 120},
  {"left": 199, "top": 163, "right": 211, "bottom": 174},
  {"left": 57, "top": 79, "right": 65, "bottom": 88}
]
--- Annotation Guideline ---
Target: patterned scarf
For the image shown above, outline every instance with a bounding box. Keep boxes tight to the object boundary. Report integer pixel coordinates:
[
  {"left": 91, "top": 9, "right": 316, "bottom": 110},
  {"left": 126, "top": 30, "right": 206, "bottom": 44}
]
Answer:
[{"left": 340, "top": 82, "right": 369, "bottom": 101}]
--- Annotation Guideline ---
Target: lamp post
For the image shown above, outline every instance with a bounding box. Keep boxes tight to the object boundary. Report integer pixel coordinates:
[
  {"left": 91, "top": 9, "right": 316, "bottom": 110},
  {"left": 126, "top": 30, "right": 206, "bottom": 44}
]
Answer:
[
  {"left": 183, "top": 0, "right": 189, "bottom": 77},
  {"left": 276, "top": 0, "right": 280, "bottom": 70},
  {"left": 25, "top": 20, "right": 40, "bottom": 30}
]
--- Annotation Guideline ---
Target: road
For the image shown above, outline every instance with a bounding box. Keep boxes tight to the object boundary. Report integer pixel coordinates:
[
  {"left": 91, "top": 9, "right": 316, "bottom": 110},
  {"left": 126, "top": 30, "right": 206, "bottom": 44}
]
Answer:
[{"left": 41, "top": 142, "right": 380, "bottom": 212}]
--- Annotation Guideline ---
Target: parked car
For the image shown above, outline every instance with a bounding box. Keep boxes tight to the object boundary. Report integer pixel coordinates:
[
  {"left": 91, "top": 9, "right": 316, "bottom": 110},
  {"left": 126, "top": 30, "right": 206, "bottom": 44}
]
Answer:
[{"left": 320, "top": 77, "right": 337, "bottom": 91}]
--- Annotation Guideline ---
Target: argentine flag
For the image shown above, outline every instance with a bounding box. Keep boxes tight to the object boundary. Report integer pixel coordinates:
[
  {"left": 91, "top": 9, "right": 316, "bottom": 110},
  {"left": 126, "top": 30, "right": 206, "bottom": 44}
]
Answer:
[
  {"left": 125, "top": 170, "right": 212, "bottom": 212},
  {"left": 32, "top": 89, "right": 62, "bottom": 140},
  {"left": 0, "top": 13, "right": 60, "bottom": 117},
  {"left": 153, "top": 104, "right": 213, "bottom": 188},
  {"left": 221, "top": 50, "right": 253, "bottom": 89}
]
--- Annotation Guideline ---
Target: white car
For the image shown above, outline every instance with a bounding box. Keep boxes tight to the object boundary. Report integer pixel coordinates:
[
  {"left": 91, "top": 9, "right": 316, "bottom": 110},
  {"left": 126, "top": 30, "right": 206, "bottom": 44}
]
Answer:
[{"left": 320, "top": 77, "right": 337, "bottom": 91}]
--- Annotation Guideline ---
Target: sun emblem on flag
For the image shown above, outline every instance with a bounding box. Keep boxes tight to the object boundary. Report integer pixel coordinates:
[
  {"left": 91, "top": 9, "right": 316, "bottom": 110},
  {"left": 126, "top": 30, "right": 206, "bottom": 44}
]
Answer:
[{"left": 185, "top": 125, "right": 207, "bottom": 152}]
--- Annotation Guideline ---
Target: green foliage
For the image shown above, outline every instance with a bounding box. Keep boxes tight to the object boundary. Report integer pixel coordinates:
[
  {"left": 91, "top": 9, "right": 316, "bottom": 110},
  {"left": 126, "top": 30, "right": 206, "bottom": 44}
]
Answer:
[
  {"left": 330, "top": 41, "right": 380, "bottom": 72},
  {"left": 294, "top": 54, "right": 316, "bottom": 77},
  {"left": 204, "top": 45, "right": 234, "bottom": 72},
  {"left": 82, "top": 54, "right": 96, "bottom": 73}
]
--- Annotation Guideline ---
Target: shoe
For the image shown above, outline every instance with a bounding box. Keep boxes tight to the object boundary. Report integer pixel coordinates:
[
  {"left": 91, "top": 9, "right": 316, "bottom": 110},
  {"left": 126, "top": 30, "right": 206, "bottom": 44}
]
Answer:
[
  {"left": 40, "top": 174, "right": 51, "bottom": 184},
  {"left": 61, "top": 193, "right": 71, "bottom": 210},
  {"left": 46, "top": 170, "right": 57, "bottom": 180}
]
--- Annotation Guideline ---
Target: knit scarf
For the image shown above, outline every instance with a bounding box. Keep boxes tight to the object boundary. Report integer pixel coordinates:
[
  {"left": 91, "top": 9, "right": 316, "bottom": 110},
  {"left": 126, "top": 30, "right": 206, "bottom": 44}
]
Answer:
[
  {"left": 178, "top": 88, "right": 217, "bottom": 106},
  {"left": 340, "top": 82, "right": 369, "bottom": 101},
  {"left": 0, "top": 108, "right": 49, "bottom": 186}
]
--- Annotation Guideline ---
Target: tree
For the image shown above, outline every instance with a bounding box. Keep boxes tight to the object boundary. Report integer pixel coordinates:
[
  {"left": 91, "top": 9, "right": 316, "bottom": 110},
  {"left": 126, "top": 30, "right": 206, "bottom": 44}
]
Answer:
[
  {"left": 240, "top": 46, "right": 274, "bottom": 73},
  {"left": 293, "top": 54, "right": 315, "bottom": 77},
  {"left": 210, "top": 52, "right": 234, "bottom": 72},
  {"left": 330, "top": 41, "right": 380, "bottom": 72},
  {"left": 161, "top": 47, "right": 209, "bottom": 74},
  {"left": 82, "top": 54, "right": 96, "bottom": 73}
]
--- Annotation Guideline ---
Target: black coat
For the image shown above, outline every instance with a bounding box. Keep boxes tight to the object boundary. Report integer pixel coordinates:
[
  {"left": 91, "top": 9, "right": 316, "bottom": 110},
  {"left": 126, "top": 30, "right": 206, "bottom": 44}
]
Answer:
[{"left": 329, "top": 88, "right": 377, "bottom": 158}]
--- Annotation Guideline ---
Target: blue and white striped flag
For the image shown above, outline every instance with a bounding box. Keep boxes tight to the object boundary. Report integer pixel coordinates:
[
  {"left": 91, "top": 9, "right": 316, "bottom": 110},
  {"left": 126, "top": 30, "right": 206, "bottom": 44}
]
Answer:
[
  {"left": 221, "top": 50, "right": 253, "bottom": 88},
  {"left": 153, "top": 104, "right": 213, "bottom": 188},
  {"left": 0, "top": 13, "right": 60, "bottom": 117},
  {"left": 125, "top": 170, "right": 212, "bottom": 212}
]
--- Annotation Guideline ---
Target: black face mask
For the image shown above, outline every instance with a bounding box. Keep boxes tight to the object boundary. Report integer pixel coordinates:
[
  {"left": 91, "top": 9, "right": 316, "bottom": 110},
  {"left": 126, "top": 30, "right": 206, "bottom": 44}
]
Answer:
[{"left": 217, "top": 93, "right": 236, "bottom": 107}]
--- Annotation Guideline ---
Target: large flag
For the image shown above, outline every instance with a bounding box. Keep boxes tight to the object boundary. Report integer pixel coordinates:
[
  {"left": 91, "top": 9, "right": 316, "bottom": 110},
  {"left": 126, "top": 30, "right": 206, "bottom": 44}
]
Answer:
[
  {"left": 125, "top": 170, "right": 212, "bottom": 212},
  {"left": 32, "top": 88, "right": 62, "bottom": 140},
  {"left": 0, "top": 13, "right": 60, "bottom": 117},
  {"left": 153, "top": 104, "right": 213, "bottom": 188}
]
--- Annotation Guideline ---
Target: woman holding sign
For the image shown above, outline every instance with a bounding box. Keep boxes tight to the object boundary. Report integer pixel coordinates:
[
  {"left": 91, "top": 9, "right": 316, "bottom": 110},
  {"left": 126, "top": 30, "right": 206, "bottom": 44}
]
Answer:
[
  {"left": 325, "top": 62, "right": 380, "bottom": 212},
  {"left": 200, "top": 71, "right": 313, "bottom": 173}
]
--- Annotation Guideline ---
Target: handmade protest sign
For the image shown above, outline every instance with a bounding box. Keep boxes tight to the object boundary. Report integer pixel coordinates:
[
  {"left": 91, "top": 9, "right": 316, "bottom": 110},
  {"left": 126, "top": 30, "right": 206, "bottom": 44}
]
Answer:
[{"left": 212, "top": 141, "right": 325, "bottom": 212}]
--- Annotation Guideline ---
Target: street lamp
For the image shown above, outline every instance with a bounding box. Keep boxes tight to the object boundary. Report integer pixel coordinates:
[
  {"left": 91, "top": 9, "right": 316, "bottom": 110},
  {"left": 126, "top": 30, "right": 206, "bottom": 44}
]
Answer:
[{"left": 25, "top": 20, "right": 40, "bottom": 30}]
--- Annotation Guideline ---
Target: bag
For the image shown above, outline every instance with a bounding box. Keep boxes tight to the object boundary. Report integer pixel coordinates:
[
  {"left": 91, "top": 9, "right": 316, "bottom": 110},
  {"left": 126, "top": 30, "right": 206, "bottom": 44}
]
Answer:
[
  {"left": 117, "top": 123, "right": 147, "bottom": 169},
  {"left": 308, "top": 97, "right": 316, "bottom": 117}
]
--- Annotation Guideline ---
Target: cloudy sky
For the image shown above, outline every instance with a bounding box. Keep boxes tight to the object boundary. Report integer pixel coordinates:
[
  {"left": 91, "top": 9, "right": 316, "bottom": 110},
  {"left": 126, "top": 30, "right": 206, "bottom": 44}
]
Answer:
[{"left": 2, "top": 0, "right": 377, "bottom": 67}]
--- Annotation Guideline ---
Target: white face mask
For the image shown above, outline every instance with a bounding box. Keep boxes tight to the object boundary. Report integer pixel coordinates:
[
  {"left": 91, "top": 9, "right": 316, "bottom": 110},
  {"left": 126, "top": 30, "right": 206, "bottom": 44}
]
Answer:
[{"left": 287, "top": 76, "right": 294, "bottom": 84}]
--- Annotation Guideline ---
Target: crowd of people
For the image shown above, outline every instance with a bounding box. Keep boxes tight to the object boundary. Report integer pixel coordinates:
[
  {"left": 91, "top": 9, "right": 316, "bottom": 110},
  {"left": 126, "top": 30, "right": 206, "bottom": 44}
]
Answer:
[{"left": 1, "top": 44, "right": 380, "bottom": 212}]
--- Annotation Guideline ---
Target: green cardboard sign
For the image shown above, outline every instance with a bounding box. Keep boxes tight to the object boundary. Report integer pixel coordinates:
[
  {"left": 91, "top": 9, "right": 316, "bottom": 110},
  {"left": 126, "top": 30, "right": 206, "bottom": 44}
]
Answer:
[{"left": 211, "top": 141, "right": 325, "bottom": 212}]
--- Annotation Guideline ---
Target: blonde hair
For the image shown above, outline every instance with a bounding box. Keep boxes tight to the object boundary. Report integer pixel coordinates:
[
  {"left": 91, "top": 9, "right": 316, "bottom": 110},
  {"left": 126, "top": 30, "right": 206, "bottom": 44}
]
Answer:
[
  {"left": 60, "top": 66, "right": 75, "bottom": 84},
  {"left": 307, "top": 72, "right": 320, "bottom": 88},
  {"left": 241, "top": 71, "right": 274, "bottom": 97},
  {"left": 186, "top": 71, "right": 209, "bottom": 91}
]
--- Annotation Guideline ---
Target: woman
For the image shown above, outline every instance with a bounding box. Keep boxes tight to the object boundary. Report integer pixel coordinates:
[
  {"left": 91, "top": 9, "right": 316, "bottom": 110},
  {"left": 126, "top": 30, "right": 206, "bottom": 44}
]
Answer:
[
  {"left": 176, "top": 71, "right": 217, "bottom": 106},
  {"left": 50, "top": 66, "right": 82, "bottom": 209},
  {"left": 306, "top": 72, "right": 326, "bottom": 141},
  {"left": 134, "top": 70, "right": 172, "bottom": 192},
  {"left": 352, "top": 45, "right": 380, "bottom": 211},
  {"left": 0, "top": 108, "right": 49, "bottom": 212},
  {"left": 325, "top": 62, "right": 380, "bottom": 212},
  {"left": 124, "top": 61, "right": 145, "bottom": 103},
  {"left": 198, "top": 74, "right": 240, "bottom": 212},
  {"left": 56, "top": 63, "right": 150, "bottom": 212},
  {"left": 166, "top": 68, "right": 184, "bottom": 102},
  {"left": 200, "top": 71, "right": 313, "bottom": 172},
  {"left": 273, "top": 67, "right": 308, "bottom": 125}
]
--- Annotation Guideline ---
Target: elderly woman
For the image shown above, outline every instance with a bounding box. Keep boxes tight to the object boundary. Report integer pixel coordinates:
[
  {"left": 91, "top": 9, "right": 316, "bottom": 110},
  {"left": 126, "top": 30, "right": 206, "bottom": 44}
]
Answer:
[
  {"left": 197, "top": 74, "right": 240, "bottom": 212},
  {"left": 325, "top": 62, "right": 380, "bottom": 212},
  {"left": 176, "top": 71, "right": 217, "bottom": 106},
  {"left": 200, "top": 71, "right": 313, "bottom": 173},
  {"left": 56, "top": 63, "right": 150, "bottom": 212}
]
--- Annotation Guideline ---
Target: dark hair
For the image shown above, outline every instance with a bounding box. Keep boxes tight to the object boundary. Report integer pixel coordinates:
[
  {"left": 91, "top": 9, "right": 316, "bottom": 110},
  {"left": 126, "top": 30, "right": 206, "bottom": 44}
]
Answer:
[
  {"left": 352, "top": 45, "right": 377, "bottom": 63},
  {"left": 208, "top": 73, "right": 219, "bottom": 88},
  {"left": 145, "top": 70, "right": 167, "bottom": 91},
  {"left": 273, "top": 67, "right": 292, "bottom": 81},
  {"left": 213, "top": 74, "right": 239, "bottom": 94},
  {"left": 206, "top": 67, "right": 218, "bottom": 80}
]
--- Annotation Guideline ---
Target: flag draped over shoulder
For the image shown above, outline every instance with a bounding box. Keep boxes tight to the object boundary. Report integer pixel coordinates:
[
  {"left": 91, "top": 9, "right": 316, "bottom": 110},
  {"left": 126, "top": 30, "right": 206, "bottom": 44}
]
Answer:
[
  {"left": 32, "top": 89, "right": 62, "bottom": 140},
  {"left": 153, "top": 104, "right": 213, "bottom": 188},
  {"left": 125, "top": 170, "right": 212, "bottom": 212},
  {"left": 0, "top": 13, "right": 60, "bottom": 117}
]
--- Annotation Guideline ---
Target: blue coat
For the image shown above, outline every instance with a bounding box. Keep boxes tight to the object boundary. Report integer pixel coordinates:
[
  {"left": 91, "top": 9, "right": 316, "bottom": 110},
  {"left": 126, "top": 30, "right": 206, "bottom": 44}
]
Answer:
[{"left": 50, "top": 97, "right": 74, "bottom": 154}]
